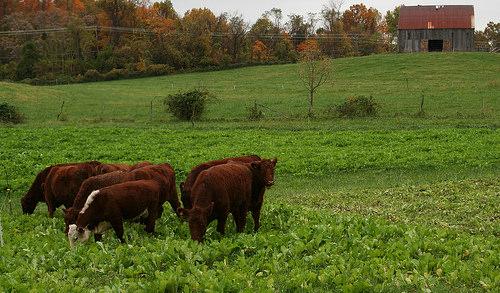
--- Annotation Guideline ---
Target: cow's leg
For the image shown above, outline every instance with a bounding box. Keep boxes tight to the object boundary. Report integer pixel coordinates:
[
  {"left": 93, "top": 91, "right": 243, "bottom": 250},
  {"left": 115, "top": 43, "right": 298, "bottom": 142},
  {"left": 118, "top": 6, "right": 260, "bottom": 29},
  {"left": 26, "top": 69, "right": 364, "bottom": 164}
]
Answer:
[
  {"left": 234, "top": 209, "right": 248, "bottom": 233},
  {"left": 44, "top": 188, "right": 56, "bottom": 218},
  {"left": 144, "top": 201, "right": 158, "bottom": 234},
  {"left": 94, "top": 233, "right": 103, "bottom": 242},
  {"left": 110, "top": 218, "right": 125, "bottom": 243},
  {"left": 251, "top": 201, "right": 263, "bottom": 232},
  {"left": 216, "top": 214, "right": 228, "bottom": 235}
]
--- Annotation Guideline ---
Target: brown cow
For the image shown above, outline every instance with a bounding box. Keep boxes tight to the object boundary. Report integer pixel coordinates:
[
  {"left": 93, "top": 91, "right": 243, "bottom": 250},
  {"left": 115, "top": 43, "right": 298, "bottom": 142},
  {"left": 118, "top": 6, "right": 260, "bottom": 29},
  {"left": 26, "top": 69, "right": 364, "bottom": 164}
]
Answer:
[
  {"left": 43, "top": 163, "right": 99, "bottom": 218},
  {"left": 21, "top": 161, "right": 101, "bottom": 215},
  {"left": 180, "top": 155, "right": 261, "bottom": 209},
  {"left": 63, "top": 163, "right": 179, "bottom": 234},
  {"left": 67, "top": 179, "right": 161, "bottom": 245},
  {"left": 178, "top": 158, "right": 277, "bottom": 242}
]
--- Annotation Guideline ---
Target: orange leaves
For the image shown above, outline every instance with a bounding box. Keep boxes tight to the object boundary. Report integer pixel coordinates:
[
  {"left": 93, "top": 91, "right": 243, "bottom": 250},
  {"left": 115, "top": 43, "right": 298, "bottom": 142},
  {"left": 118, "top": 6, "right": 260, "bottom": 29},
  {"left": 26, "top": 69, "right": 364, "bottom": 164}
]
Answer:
[
  {"left": 136, "top": 5, "right": 175, "bottom": 34},
  {"left": 251, "top": 40, "right": 270, "bottom": 62},
  {"left": 297, "top": 39, "right": 320, "bottom": 53},
  {"left": 342, "top": 3, "right": 381, "bottom": 34}
]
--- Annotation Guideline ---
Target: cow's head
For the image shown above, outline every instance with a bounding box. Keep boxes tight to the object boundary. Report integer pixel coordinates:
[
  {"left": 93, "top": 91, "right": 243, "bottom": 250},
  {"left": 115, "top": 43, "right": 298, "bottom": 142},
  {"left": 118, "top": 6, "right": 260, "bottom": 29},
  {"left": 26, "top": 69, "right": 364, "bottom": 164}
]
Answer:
[
  {"left": 177, "top": 202, "right": 214, "bottom": 243},
  {"left": 67, "top": 224, "right": 91, "bottom": 248},
  {"left": 63, "top": 208, "right": 80, "bottom": 234},
  {"left": 21, "top": 195, "right": 37, "bottom": 214},
  {"left": 250, "top": 158, "right": 278, "bottom": 188}
]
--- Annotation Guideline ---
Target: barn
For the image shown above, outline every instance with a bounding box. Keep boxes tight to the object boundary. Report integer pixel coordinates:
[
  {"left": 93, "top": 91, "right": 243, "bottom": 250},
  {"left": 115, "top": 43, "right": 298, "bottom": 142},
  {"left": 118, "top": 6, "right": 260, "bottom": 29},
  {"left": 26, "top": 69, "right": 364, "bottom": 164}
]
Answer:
[{"left": 398, "top": 5, "right": 475, "bottom": 52}]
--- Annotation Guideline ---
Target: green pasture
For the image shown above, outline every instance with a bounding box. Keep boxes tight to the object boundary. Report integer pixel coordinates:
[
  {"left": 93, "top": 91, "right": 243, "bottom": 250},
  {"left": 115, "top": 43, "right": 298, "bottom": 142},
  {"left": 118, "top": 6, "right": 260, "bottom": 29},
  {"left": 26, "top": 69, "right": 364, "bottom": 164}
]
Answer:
[
  {"left": 0, "top": 126, "right": 498, "bottom": 291},
  {"left": 0, "top": 52, "right": 499, "bottom": 291}
]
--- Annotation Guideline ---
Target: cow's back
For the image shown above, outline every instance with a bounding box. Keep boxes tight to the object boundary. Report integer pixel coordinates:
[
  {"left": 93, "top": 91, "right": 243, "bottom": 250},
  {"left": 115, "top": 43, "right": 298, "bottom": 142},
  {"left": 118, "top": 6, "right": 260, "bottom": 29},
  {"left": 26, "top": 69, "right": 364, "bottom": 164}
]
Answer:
[
  {"left": 73, "top": 170, "right": 130, "bottom": 209},
  {"left": 46, "top": 163, "right": 96, "bottom": 207},
  {"left": 183, "top": 155, "right": 260, "bottom": 208},
  {"left": 192, "top": 163, "right": 253, "bottom": 209},
  {"left": 100, "top": 180, "right": 161, "bottom": 219}
]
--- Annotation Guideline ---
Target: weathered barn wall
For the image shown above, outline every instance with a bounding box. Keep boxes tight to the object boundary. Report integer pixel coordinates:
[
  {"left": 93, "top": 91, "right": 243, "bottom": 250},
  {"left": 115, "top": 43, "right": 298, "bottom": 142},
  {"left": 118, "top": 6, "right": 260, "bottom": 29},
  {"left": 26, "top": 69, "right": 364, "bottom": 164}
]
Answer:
[{"left": 398, "top": 29, "right": 474, "bottom": 52}]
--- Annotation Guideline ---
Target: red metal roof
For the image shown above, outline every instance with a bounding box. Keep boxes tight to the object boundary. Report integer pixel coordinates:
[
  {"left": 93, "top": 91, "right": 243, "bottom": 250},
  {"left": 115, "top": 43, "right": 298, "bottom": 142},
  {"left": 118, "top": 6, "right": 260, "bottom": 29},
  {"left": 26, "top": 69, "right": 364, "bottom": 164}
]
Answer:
[{"left": 398, "top": 5, "right": 474, "bottom": 30}]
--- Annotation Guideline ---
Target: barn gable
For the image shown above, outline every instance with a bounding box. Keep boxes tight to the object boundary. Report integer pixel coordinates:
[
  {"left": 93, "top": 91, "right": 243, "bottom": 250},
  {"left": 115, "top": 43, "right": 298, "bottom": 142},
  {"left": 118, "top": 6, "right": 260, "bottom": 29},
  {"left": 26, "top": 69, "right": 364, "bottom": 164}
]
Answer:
[{"left": 398, "top": 5, "right": 475, "bottom": 53}]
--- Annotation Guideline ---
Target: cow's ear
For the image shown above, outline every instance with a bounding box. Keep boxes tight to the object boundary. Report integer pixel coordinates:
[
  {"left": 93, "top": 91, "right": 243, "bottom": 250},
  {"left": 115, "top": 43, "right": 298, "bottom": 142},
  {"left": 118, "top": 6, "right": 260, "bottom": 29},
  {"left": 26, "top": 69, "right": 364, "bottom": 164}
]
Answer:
[
  {"left": 271, "top": 158, "right": 278, "bottom": 165},
  {"left": 177, "top": 207, "right": 189, "bottom": 220},
  {"left": 250, "top": 161, "right": 261, "bottom": 170}
]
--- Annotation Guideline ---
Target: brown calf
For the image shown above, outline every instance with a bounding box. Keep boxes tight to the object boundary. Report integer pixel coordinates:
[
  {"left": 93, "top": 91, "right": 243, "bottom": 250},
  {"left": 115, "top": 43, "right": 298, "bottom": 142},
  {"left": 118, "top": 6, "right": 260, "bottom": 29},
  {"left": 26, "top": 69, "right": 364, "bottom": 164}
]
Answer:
[
  {"left": 180, "top": 155, "right": 261, "bottom": 209},
  {"left": 68, "top": 179, "right": 161, "bottom": 245},
  {"left": 64, "top": 163, "right": 179, "bottom": 234},
  {"left": 178, "top": 158, "right": 277, "bottom": 242}
]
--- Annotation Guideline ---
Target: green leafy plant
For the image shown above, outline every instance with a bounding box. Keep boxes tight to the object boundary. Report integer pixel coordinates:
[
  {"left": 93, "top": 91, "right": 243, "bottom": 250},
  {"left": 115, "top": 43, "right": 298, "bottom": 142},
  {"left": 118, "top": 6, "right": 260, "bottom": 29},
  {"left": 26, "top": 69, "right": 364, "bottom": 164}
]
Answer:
[
  {"left": 332, "top": 95, "right": 379, "bottom": 118},
  {"left": 0, "top": 102, "right": 24, "bottom": 124},
  {"left": 164, "top": 89, "right": 214, "bottom": 121},
  {"left": 246, "top": 102, "right": 264, "bottom": 121}
]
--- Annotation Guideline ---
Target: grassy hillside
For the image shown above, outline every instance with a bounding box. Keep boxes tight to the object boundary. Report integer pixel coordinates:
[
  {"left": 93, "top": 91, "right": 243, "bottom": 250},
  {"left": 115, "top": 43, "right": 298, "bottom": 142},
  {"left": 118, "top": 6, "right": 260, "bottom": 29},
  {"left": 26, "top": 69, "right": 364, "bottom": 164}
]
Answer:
[{"left": 1, "top": 52, "right": 498, "bottom": 124}]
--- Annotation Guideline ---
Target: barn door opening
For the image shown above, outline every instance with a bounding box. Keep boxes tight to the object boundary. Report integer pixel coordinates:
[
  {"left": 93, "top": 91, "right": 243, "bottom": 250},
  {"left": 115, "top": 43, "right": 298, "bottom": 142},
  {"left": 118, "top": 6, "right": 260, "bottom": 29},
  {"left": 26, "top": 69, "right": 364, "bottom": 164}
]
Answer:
[{"left": 428, "top": 40, "right": 443, "bottom": 52}]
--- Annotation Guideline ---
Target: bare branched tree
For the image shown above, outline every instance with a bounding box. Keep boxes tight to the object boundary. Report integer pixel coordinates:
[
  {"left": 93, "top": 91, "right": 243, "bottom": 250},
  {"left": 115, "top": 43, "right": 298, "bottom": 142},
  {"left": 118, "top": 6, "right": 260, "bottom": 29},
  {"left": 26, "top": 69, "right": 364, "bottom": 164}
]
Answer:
[
  {"left": 227, "top": 13, "right": 249, "bottom": 62},
  {"left": 298, "top": 48, "right": 332, "bottom": 117},
  {"left": 321, "top": 0, "right": 345, "bottom": 31}
]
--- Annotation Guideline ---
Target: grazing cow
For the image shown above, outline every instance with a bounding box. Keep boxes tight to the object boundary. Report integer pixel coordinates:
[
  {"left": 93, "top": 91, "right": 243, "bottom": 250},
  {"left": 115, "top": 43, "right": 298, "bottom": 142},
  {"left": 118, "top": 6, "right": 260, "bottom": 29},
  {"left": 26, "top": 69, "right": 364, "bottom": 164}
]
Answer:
[
  {"left": 20, "top": 161, "right": 101, "bottom": 215},
  {"left": 43, "top": 163, "right": 100, "bottom": 218},
  {"left": 67, "top": 179, "right": 161, "bottom": 246},
  {"left": 64, "top": 163, "right": 179, "bottom": 234},
  {"left": 178, "top": 158, "right": 277, "bottom": 242},
  {"left": 180, "top": 155, "right": 261, "bottom": 209}
]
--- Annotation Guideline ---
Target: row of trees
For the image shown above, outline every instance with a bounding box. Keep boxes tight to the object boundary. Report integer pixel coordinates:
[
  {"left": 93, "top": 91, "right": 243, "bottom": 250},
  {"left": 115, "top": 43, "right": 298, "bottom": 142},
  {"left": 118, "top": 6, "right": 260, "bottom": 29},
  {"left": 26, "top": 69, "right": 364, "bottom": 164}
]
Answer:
[{"left": 0, "top": 1, "right": 498, "bottom": 82}]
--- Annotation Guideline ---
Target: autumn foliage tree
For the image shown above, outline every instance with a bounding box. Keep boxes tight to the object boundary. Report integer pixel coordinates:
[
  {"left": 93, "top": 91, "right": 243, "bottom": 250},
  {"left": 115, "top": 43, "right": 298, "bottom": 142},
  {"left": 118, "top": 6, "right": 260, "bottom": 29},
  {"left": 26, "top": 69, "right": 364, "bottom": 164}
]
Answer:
[{"left": 251, "top": 40, "right": 270, "bottom": 62}]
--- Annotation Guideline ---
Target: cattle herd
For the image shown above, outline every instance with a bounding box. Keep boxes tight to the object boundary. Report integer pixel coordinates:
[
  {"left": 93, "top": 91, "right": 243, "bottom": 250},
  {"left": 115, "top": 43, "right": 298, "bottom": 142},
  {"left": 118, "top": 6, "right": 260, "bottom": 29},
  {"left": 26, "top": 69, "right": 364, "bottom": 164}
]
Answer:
[{"left": 20, "top": 155, "right": 277, "bottom": 246}]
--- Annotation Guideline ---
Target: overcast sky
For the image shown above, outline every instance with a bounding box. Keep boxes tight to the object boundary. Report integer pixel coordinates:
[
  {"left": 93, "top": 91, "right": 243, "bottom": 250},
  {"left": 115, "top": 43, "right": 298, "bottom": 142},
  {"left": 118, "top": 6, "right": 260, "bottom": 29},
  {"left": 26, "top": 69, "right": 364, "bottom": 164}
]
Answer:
[{"left": 169, "top": 0, "right": 498, "bottom": 30}]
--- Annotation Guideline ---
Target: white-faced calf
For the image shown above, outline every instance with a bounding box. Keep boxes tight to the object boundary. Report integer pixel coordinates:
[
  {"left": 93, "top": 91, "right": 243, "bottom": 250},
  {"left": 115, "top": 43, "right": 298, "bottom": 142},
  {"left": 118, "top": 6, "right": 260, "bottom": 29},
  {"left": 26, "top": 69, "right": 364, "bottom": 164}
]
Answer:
[{"left": 68, "top": 179, "right": 161, "bottom": 247}]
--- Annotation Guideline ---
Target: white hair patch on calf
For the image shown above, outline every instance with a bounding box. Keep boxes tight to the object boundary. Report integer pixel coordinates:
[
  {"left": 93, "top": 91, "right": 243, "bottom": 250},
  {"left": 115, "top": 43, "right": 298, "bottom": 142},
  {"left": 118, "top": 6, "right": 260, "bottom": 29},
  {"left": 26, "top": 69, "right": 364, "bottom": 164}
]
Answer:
[
  {"left": 68, "top": 224, "right": 78, "bottom": 248},
  {"left": 68, "top": 224, "right": 91, "bottom": 248},
  {"left": 80, "top": 190, "right": 100, "bottom": 214}
]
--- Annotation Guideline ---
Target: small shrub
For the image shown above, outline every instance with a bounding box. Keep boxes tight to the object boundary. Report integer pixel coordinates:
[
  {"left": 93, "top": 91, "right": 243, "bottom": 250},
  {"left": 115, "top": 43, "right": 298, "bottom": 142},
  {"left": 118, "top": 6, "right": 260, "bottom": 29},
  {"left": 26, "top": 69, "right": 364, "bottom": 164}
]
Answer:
[
  {"left": 247, "top": 102, "right": 264, "bottom": 121},
  {"left": 164, "top": 89, "right": 213, "bottom": 121},
  {"left": 0, "top": 61, "right": 17, "bottom": 80},
  {"left": 103, "top": 68, "right": 129, "bottom": 81},
  {"left": 332, "top": 95, "right": 379, "bottom": 118},
  {"left": 0, "top": 102, "right": 24, "bottom": 124},
  {"left": 146, "top": 64, "right": 174, "bottom": 76},
  {"left": 83, "top": 69, "right": 102, "bottom": 82}
]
